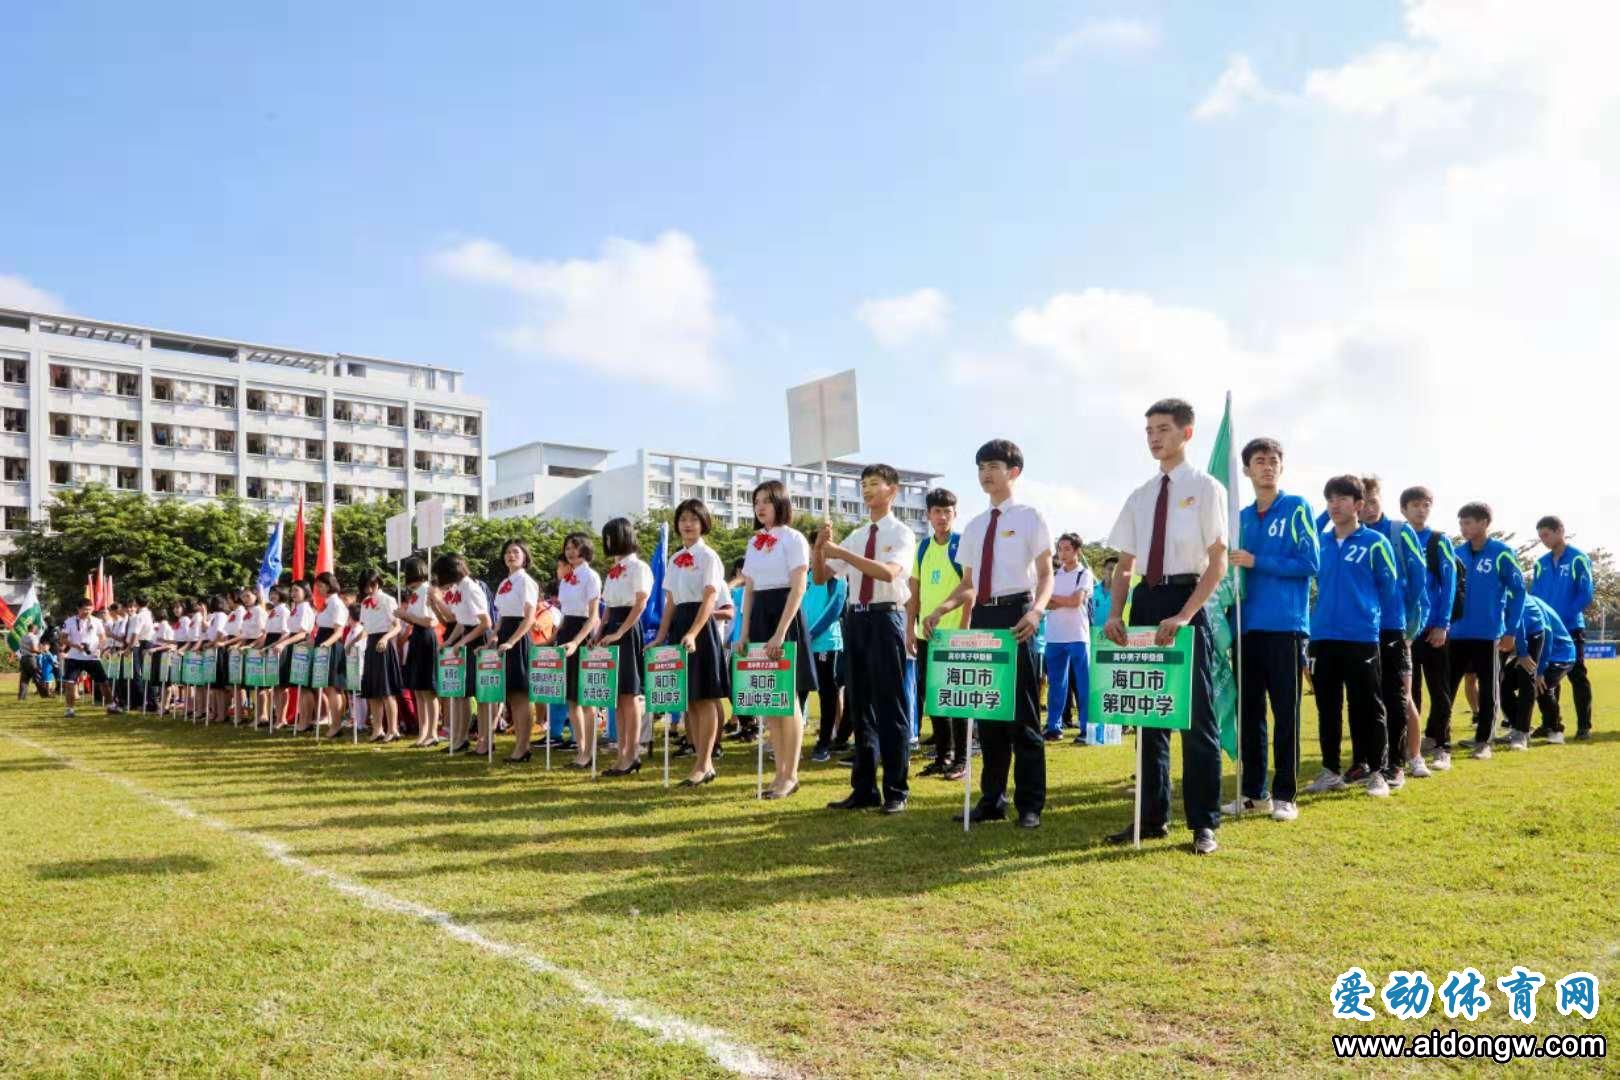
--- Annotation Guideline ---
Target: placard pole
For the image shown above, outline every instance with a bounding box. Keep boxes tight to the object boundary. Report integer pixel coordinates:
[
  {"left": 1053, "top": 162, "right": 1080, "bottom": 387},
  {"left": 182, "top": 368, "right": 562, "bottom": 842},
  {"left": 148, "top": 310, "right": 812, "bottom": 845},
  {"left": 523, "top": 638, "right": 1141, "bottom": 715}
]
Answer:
[{"left": 963, "top": 717, "right": 974, "bottom": 833}]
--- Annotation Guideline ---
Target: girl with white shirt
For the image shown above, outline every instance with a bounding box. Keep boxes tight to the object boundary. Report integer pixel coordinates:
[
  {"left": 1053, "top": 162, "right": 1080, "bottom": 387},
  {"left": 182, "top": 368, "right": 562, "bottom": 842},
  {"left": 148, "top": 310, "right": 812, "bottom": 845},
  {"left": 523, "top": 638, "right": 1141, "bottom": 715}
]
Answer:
[
  {"left": 490, "top": 541, "right": 541, "bottom": 761},
  {"left": 740, "top": 481, "right": 818, "bottom": 799},
  {"left": 298, "top": 572, "right": 348, "bottom": 735},
  {"left": 260, "top": 587, "right": 291, "bottom": 728},
  {"left": 558, "top": 531, "right": 604, "bottom": 768},
  {"left": 356, "top": 570, "right": 404, "bottom": 742},
  {"left": 428, "top": 553, "right": 489, "bottom": 755},
  {"left": 153, "top": 603, "right": 182, "bottom": 716},
  {"left": 397, "top": 557, "right": 443, "bottom": 748},
  {"left": 236, "top": 587, "right": 269, "bottom": 725},
  {"left": 1043, "top": 533, "right": 1095, "bottom": 741},
  {"left": 271, "top": 583, "right": 315, "bottom": 731},
  {"left": 216, "top": 593, "right": 247, "bottom": 724},
  {"left": 652, "top": 499, "right": 730, "bottom": 786},
  {"left": 203, "top": 596, "right": 230, "bottom": 723},
  {"left": 598, "top": 518, "right": 653, "bottom": 776}
]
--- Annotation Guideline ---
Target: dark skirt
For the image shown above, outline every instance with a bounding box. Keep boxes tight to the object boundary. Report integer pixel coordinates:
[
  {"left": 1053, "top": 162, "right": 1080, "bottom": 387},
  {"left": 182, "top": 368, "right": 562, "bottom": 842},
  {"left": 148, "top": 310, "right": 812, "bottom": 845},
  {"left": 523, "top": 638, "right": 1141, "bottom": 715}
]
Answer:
[
  {"left": 402, "top": 623, "right": 438, "bottom": 692},
  {"left": 559, "top": 614, "right": 588, "bottom": 703},
  {"left": 602, "top": 606, "right": 645, "bottom": 697},
  {"left": 359, "top": 634, "right": 404, "bottom": 698},
  {"left": 497, "top": 616, "right": 529, "bottom": 693},
  {"left": 277, "top": 639, "right": 300, "bottom": 687},
  {"left": 321, "top": 637, "right": 348, "bottom": 691},
  {"left": 213, "top": 646, "right": 233, "bottom": 689},
  {"left": 668, "top": 601, "right": 730, "bottom": 701},
  {"left": 451, "top": 627, "right": 481, "bottom": 698},
  {"left": 262, "top": 633, "right": 283, "bottom": 687},
  {"left": 746, "top": 588, "right": 818, "bottom": 699}
]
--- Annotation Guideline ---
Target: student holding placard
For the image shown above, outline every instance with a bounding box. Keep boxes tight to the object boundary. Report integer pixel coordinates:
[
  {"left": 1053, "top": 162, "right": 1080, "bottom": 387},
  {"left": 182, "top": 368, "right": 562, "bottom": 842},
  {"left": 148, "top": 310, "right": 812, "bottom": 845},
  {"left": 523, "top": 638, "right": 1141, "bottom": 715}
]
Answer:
[
  {"left": 487, "top": 541, "right": 540, "bottom": 760},
  {"left": 398, "top": 557, "right": 443, "bottom": 747},
  {"left": 598, "top": 518, "right": 652, "bottom": 776},
  {"left": 153, "top": 603, "right": 181, "bottom": 716},
  {"left": 217, "top": 591, "right": 246, "bottom": 722},
  {"left": 202, "top": 595, "right": 230, "bottom": 723},
  {"left": 559, "top": 531, "right": 604, "bottom": 768},
  {"left": 740, "top": 481, "right": 816, "bottom": 799},
  {"left": 273, "top": 583, "right": 315, "bottom": 731},
  {"left": 654, "top": 499, "right": 729, "bottom": 787},
  {"left": 355, "top": 570, "right": 403, "bottom": 743},
  {"left": 299, "top": 572, "right": 348, "bottom": 735},
  {"left": 430, "top": 553, "right": 489, "bottom": 755},
  {"left": 259, "top": 587, "right": 290, "bottom": 728},
  {"left": 236, "top": 587, "right": 268, "bottom": 724}
]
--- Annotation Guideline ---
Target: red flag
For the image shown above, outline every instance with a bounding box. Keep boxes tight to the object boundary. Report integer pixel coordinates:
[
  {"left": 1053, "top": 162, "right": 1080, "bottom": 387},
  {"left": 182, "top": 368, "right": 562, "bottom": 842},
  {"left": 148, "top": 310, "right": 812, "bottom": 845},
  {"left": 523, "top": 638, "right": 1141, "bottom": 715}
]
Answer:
[
  {"left": 0, "top": 595, "right": 15, "bottom": 630},
  {"left": 85, "top": 573, "right": 95, "bottom": 604},
  {"left": 292, "top": 493, "right": 306, "bottom": 583},
  {"left": 105, "top": 575, "right": 115, "bottom": 609},
  {"left": 94, "top": 557, "right": 107, "bottom": 609},
  {"left": 314, "top": 507, "right": 334, "bottom": 576}
]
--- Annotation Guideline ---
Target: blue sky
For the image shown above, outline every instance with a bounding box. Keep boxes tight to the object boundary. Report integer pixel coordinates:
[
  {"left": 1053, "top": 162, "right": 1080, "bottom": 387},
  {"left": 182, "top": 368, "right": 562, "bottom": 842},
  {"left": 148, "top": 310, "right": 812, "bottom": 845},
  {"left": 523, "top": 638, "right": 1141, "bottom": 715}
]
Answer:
[{"left": 5, "top": 2, "right": 1616, "bottom": 552}]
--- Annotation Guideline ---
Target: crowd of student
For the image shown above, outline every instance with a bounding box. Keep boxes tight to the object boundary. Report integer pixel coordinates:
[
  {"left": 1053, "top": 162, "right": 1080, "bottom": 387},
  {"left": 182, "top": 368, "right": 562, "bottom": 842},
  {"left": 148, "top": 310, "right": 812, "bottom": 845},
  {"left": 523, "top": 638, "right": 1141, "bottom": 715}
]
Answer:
[{"left": 20, "top": 396, "right": 1600, "bottom": 856}]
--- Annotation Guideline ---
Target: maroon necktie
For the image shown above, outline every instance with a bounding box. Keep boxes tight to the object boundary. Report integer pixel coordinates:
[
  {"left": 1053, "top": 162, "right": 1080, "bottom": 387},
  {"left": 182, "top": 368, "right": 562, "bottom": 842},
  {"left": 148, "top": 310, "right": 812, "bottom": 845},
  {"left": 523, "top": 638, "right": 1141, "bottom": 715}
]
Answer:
[
  {"left": 1145, "top": 475, "right": 1170, "bottom": 586},
  {"left": 975, "top": 508, "right": 1000, "bottom": 605},
  {"left": 858, "top": 524, "right": 878, "bottom": 604}
]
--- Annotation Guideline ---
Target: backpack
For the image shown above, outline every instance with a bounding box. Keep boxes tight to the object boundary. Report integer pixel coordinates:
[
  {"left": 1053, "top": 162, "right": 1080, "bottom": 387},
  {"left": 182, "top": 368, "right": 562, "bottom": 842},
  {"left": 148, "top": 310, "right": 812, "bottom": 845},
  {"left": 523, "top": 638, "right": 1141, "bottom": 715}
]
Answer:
[
  {"left": 1426, "top": 533, "right": 1467, "bottom": 623},
  {"left": 917, "top": 532, "right": 962, "bottom": 579}
]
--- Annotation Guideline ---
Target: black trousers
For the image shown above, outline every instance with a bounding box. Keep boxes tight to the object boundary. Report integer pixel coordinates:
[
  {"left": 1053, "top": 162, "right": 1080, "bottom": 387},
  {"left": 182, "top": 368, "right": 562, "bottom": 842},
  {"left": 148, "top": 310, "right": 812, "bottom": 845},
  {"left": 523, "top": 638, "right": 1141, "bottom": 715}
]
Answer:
[
  {"left": 1310, "top": 639, "right": 1385, "bottom": 774},
  {"left": 914, "top": 637, "right": 968, "bottom": 766},
  {"left": 1412, "top": 635, "right": 1453, "bottom": 748},
  {"left": 17, "top": 655, "right": 48, "bottom": 700},
  {"left": 1500, "top": 638, "right": 1538, "bottom": 735},
  {"left": 813, "top": 650, "right": 849, "bottom": 747},
  {"left": 845, "top": 609, "right": 909, "bottom": 803},
  {"left": 1130, "top": 582, "right": 1222, "bottom": 832},
  {"left": 970, "top": 600, "right": 1045, "bottom": 816},
  {"left": 1563, "top": 629, "right": 1594, "bottom": 733},
  {"left": 1239, "top": 630, "right": 1302, "bottom": 802},
  {"left": 1448, "top": 638, "right": 1502, "bottom": 744},
  {"left": 1378, "top": 630, "right": 1412, "bottom": 770}
]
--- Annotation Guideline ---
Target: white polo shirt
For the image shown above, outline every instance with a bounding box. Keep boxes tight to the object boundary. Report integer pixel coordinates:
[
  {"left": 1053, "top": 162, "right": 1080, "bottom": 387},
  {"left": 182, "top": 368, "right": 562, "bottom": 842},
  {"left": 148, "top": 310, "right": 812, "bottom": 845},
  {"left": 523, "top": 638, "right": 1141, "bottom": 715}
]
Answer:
[
  {"left": 826, "top": 513, "right": 916, "bottom": 606},
  {"left": 64, "top": 615, "right": 105, "bottom": 661},
  {"left": 132, "top": 607, "right": 156, "bottom": 644},
  {"left": 558, "top": 564, "right": 602, "bottom": 618},
  {"left": 603, "top": 555, "right": 654, "bottom": 608},
  {"left": 402, "top": 582, "right": 437, "bottom": 626},
  {"left": 493, "top": 570, "right": 540, "bottom": 619},
  {"left": 742, "top": 526, "right": 811, "bottom": 591},
  {"left": 446, "top": 578, "right": 489, "bottom": 627},
  {"left": 224, "top": 606, "right": 246, "bottom": 639},
  {"left": 358, "top": 592, "right": 398, "bottom": 634},
  {"left": 205, "top": 611, "right": 228, "bottom": 643},
  {"left": 265, "top": 603, "right": 290, "bottom": 634},
  {"left": 314, "top": 599, "right": 349, "bottom": 630},
  {"left": 959, "top": 499, "right": 1054, "bottom": 600},
  {"left": 107, "top": 615, "right": 127, "bottom": 646},
  {"left": 289, "top": 601, "right": 316, "bottom": 634},
  {"left": 156, "top": 621, "right": 175, "bottom": 645},
  {"left": 1046, "top": 564, "right": 1095, "bottom": 645},
  {"left": 1106, "top": 460, "right": 1228, "bottom": 578},
  {"left": 665, "top": 541, "right": 726, "bottom": 605}
]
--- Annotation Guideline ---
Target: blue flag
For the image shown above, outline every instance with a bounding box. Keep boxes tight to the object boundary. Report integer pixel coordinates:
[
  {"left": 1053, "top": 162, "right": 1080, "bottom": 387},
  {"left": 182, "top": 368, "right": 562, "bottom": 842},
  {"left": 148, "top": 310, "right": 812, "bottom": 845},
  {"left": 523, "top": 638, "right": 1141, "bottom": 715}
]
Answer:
[
  {"left": 640, "top": 521, "right": 668, "bottom": 643},
  {"left": 257, "top": 515, "right": 284, "bottom": 595}
]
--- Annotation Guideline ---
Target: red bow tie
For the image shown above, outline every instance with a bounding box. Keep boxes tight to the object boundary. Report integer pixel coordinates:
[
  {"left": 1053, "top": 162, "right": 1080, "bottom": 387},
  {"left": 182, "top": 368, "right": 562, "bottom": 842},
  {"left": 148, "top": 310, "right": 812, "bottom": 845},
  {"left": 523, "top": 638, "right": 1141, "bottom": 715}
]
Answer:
[
  {"left": 752, "top": 532, "right": 778, "bottom": 551},
  {"left": 673, "top": 552, "right": 696, "bottom": 569},
  {"left": 607, "top": 564, "right": 626, "bottom": 580},
  {"left": 497, "top": 579, "right": 513, "bottom": 595},
  {"left": 563, "top": 572, "right": 578, "bottom": 586},
  {"left": 363, "top": 598, "right": 377, "bottom": 609},
  {"left": 446, "top": 590, "right": 461, "bottom": 605}
]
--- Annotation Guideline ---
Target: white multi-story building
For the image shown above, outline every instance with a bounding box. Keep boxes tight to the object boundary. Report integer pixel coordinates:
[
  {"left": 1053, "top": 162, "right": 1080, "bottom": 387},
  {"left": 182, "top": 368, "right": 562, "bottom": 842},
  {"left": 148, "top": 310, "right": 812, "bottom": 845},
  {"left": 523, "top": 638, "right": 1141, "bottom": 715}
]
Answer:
[
  {"left": 489, "top": 443, "right": 941, "bottom": 534},
  {"left": 0, "top": 306, "right": 488, "bottom": 600}
]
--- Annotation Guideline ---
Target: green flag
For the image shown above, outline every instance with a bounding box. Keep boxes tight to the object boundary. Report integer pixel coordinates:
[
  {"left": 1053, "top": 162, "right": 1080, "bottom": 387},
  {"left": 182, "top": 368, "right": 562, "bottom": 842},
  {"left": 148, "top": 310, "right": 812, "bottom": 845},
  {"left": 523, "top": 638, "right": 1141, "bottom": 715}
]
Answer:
[
  {"left": 5, "top": 584, "right": 43, "bottom": 653},
  {"left": 1204, "top": 393, "right": 1240, "bottom": 760}
]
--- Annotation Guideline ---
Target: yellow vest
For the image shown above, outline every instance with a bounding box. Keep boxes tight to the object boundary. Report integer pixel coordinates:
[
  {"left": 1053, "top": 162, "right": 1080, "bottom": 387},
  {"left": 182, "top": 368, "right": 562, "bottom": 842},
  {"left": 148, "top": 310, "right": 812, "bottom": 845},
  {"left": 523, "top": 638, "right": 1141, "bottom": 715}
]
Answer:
[{"left": 914, "top": 535, "right": 965, "bottom": 639}]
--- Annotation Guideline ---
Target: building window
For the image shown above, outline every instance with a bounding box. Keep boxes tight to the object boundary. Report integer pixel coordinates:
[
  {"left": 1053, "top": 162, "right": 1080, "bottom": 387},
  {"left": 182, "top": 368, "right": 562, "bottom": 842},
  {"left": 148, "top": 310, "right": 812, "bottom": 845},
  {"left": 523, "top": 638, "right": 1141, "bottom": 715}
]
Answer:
[
  {"left": 212, "top": 385, "right": 235, "bottom": 408},
  {"left": 2, "top": 358, "right": 25, "bottom": 385},
  {"left": 462, "top": 416, "right": 479, "bottom": 436},
  {"left": 117, "top": 420, "right": 139, "bottom": 444},
  {"left": 49, "top": 364, "right": 71, "bottom": 389},
  {"left": 387, "top": 447, "right": 403, "bottom": 468},
  {"left": 304, "top": 439, "right": 323, "bottom": 461},
  {"left": 334, "top": 484, "right": 352, "bottom": 505},
  {"left": 151, "top": 377, "right": 172, "bottom": 402},
  {"left": 116, "top": 373, "right": 139, "bottom": 397},
  {"left": 412, "top": 410, "right": 429, "bottom": 431},
  {"left": 414, "top": 490, "right": 430, "bottom": 504},
  {"left": 2, "top": 457, "right": 24, "bottom": 481},
  {"left": 214, "top": 429, "right": 235, "bottom": 453},
  {"left": 333, "top": 442, "right": 352, "bottom": 464},
  {"left": 303, "top": 395, "right": 322, "bottom": 418},
  {"left": 333, "top": 400, "right": 353, "bottom": 422},
  {"left": 414, "top": 451, "right": 430, "bottom": 472},
  {"left": 386, "top": 406, "right": 404, "bottom": 427},
  {"left": 49, "top": 413, "right": 69, "bottom": 438},
  {"left": 246, "top": 433, "right": 266, "bottom": 456},
  {"left": 464, "top": 494, "right": 479, "bottom": 514},
  {"left": 50, "top": 461, "right": 70, "bottom": 485},
  {"left": 3, "top": 409, "right": 26, "bottom": 433},
  {"left": 648, "top": 481, "right": 671, "bottom": 497},
  {"left": 305, "top": 481, "right": 323, "bottom": 502},
  {"left": 117, "top": 467, "right": 137, "bottom": 491},
  {"left": 153, "top": 470, "right": 173, "bottom": 493},
  {"left": 246, "top": 476, "right": 264, "bottom": 499},
  {"left": 3, "top": 507, "right": 27, "bottom": 530},
  {"left": 462, "top": 455, "right": 479, "bottom": 476},
  {"left": 215, "top": 475, "right": 235, "bottom": 496},
  {"left": 151, "top": 423, "right": 172, "bottom": 447},
  {"left": 246, "top": 389, "right": 266, "bottom": 412}
]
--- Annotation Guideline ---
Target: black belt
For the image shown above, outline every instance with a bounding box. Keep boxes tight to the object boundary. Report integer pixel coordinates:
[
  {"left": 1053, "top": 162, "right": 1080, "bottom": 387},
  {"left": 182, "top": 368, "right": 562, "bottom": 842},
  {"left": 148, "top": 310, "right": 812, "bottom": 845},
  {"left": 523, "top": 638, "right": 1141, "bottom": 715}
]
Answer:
[
  {"left": 847, "top": 602, "right": 897, "bottom": 614},
  {"left": 1143, "top": 574, "right": 1200, "bottom": 588},
  {"left": 979, "top": 591, "right": 1031, "bottom": 608}
]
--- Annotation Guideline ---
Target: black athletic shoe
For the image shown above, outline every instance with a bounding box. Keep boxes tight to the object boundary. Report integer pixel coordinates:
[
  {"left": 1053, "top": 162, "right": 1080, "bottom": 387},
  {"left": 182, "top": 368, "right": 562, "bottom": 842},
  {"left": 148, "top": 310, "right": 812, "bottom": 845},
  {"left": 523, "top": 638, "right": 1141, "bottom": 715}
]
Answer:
[{"left": 1107, "top": 822, "right": 1168, "bottom": 844}]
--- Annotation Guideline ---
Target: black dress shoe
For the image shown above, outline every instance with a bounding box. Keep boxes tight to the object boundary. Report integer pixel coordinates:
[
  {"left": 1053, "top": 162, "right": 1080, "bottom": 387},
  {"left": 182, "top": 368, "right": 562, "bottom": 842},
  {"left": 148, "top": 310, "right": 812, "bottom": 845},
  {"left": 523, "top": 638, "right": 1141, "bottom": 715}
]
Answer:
[
  {"left": 880, "top": 796, "right": 908, "bottom": 814},
  {"left": 1106, "top": 821, "right": 1168, "bottom": 844},
  {"left": 826, "top": 794, "right": 880, "bottom": 810},
  {"left": 1017, "top": 811, "right": 1041, "bottom": 829},
  {"left": 965, "top": 805, "right": 1006, "bottom": 824},
  {"left": 918, "top": 760, "right": 945, "bottom": 777},
  {"left": 504, "top": 751, "right": 532, "bottom": 764}
]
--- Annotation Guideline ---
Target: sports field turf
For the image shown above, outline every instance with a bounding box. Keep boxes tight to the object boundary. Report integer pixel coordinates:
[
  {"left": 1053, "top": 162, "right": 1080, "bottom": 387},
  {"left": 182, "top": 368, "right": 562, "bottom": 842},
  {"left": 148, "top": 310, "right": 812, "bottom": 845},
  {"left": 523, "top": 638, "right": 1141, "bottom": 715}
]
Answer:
[{"left": 3, "top": 667, "right": 1617, "bottom": 1077}]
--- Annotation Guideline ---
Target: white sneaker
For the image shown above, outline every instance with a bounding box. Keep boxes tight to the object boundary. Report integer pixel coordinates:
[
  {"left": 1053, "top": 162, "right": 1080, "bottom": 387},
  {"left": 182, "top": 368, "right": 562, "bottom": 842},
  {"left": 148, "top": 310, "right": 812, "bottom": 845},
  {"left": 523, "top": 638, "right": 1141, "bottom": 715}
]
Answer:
[
  {"left": 1546, "top": 731, "right": 1566, "bottom": 745},
  {"left": 1430, "top": 749, "right": 1452, "bottom": 771},
  {"left": 1366, "top": 772, "right": 1391, "bottom": 797},
  {"left": 64, "top": 707, "right": 76, "bottom": 718},
  {"left": 1470, "top": 743, "right": 1493, "bottom": 760},
  {"left": 1305, "top": 769, "right": 1345, "bottom": 794},
  {"left": 1407, "top": 756, "right": 1433, "bottom": 778},
  {"left": 1506, "top": 731, "right": 1529, "bottom": 751},
  {"left": 1222, "top": 796, "right": 1274, "bottom": 816},
  {"left": 1271, "top": 800, "right": 1299, "bottom": 821}
]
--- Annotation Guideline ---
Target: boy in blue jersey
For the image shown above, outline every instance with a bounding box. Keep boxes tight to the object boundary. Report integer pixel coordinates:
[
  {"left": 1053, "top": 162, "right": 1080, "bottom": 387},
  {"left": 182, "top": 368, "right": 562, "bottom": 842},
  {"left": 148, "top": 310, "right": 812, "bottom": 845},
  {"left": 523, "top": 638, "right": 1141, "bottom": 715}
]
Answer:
[
  {"left": 1400, "top": 486, "right": 1458, "bottom": 771},
  {"left": 1446, "top": 502, "right": 1527, "bottom": 760},
  {"left": 1304, "top": 475, "right": 1402, "bottom": 798},
  {"left": 1225, "top": 438, "right": 1318, "bottom": 822},
  {"left": 1532, "top": 516, "right": 1596, "bottom": 740},
  {"left": 1357, "top": 476, "right": 1429, "bottom": 788},
  {"left": 1502, "top": 590, "right": 1578, "bottom": 746}
]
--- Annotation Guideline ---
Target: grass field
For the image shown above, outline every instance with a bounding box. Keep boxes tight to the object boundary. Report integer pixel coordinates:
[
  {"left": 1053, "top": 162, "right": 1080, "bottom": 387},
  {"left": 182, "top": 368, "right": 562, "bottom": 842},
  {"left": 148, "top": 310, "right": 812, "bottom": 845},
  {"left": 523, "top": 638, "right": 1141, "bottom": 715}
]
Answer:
[{"left": 3, "top": 668, "right": 1618, "bottom": 1078}]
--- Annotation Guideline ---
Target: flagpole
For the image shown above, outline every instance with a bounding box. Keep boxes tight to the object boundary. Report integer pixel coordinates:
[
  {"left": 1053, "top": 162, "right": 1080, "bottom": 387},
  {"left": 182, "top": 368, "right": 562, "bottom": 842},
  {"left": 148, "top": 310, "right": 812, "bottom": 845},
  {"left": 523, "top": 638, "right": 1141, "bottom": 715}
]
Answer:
[{"left": 1229, "top": 390, "right": 1244, "bottom": 812}]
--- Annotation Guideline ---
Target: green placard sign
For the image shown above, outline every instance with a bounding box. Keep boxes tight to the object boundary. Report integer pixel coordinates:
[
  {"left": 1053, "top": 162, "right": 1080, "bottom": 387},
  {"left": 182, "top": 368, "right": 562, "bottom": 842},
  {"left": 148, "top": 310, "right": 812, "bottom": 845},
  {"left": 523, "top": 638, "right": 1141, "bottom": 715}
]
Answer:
[
  {"left": 309, "top": 646, "right": 332, "bottom": 690},
  {"left": 160, "top": 652, "right": 174, "bottom": 683},
  {"left": 730, "top": 642, "right": 797, "bottom": 717},
  {"left": 183, "top": 653, "right": 204, "bottom": 686},
  {"left": 346, "top": 642, "right": 366, "bottom": 691},
  {"left": 227, "top": 648, "right": 244, "bottom": 685},
  {"left": 243, "top": 648, "right": 269, "bottom": 689},
  {"left": 1089, "top": 626, "right": 1193, "bottom": 731},
  {"left": 578, "top": 646, "right": 619, "bottom": 709},
  {"left": 145, "top": 652, "right": 156, "bottom": 682},
  {"left": 289, "top": 644, "right": 312, "bottom": 687},
  {"left": 925, "top": 629, "right": 1017, "bottom": 722},
  {"left": 436, "top": 646, "right": 467, "bottom": 697},
  {"left": 528, "top": 645, "right": 567, "bottom": 705},
  {"left": 201, "top": 648, "right": 218, "bottom": 684},
  {"left": 644, "top": 644, "right": 688, "bottom": 714},
  {"left": 473, "top": 647, "right": 506, "bottom": 704}
]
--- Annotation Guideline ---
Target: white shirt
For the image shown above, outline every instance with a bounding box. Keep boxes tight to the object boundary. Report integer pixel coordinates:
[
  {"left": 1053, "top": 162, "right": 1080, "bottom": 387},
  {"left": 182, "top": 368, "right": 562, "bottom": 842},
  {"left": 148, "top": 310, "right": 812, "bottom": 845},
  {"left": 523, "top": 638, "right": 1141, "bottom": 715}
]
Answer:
[
  {"left": 157, "top": 622, "right": 175, "bottom": 644},
  {"left": 106, "top": 615, "right": 126, "bottom": 645},
  {"left": 602, "top": 555, "right": 654, "bottom": 608},
  {"left": 1046, "top": 564, "right": 1095, "bottom": 645},
  {"left": 664, "top": 541, "right": 727, "bottom": 606},
  {"left": 558, "top": 563, "right": 602, "bottom": 618},
  {"left": 402, "top": 582, "right": 437, "bottom": 627},
  {"left": 132, "top": 608, "right": 156, "bottom": 643},
  {"left": 314, "top": 598, "right": 349, "bottom": 630},
  {"left": 959, "top": 500, "right": 1054, "bottom": 599},
  {"left": 742, "top": 526, "right": 811, "bottom": 591},
  {"left": 64, "top": 615, "right": 105, "bottom": 660},
  {"left": 826, "top": 513, "right": 916, "bottom": 606},
  {"left": 1106, "top": 461, "right": 1228, "bottom": 578},
  {"left": 205, "top": 611, "right": 228, "bottom": 643},
  {"left": 265, "top": 603, "right": 290, "bottom": 634},
  {"left": 493, "top": 570, "right": 540, "bottom": 619},
  {"left": 358, "top": 591, "right": 398, "bottom": 633},
  {"left": 290, "top": 601, "right": 316, "bottom": 634},
  {"left": 446, "top": 577, "right": 489, "bottom": 627},
  {"left": 173, "top": 617, "right": 191, "bottom": 645},
  {"left": 224, "top": 606, "right": 245, "bottom": 638}
]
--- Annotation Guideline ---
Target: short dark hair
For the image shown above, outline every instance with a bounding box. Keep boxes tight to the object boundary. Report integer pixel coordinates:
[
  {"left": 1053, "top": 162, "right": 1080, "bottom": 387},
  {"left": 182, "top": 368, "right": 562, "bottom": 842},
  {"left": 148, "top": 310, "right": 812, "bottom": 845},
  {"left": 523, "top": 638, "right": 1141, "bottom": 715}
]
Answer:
[
  {"left": 924, "top": 487, "right": 957, "bottom": 511},
  {"left": 729, "top": 557, "right": 745, "bottom": 577},
  {"left": 1102, "top": 555, "right": 1119, "bottom": 567},
  {"left": 673, "top": 498, "right": 712, "bottom": 535},
  {"left": 974, "top": 439, "right": 1023, "bottom": 471},
  {"left": 751, "top": 480, "right": 793, "bottom": 530},
  {"left": 311, "top": 572, "right": 341, "bottom": 597},
  {"left": 1458, "top": 501, "right": 1493, "bottom": 524},
  {"left": 563, "top": 531, "right": 595, "bottom": 563},
  {"left": 359, "top": 569, "right": 384, "bottom": 592},
  {"left": 859, "top": 463, "right": 900, "bottom": 486},
  {"left": 210, "top": 594, "right": 230, "bottom": 613},
  {"left": 602, "top": 517, "right": 637, "bottom": 558},
  {"left": 431, "top": 553, "right": 469, "bottom": 587},
  {"left": 501, "top": 539, "right": 532, "bottom": 569},
  {"left": 1536, "top": 515, "right": 1564, "bottom": 532},
  {"left": 1056, "top": 532, "right": 1083, "bottom": 552},
  {"left": 267, "top": 587, "right": 285, "bottom": 605},
  {"left": 402, "top": 555, "right": 428, "bottom": 585},
  {"left": 1241, "top": 437, "right": 1283, "bottom": 465},
  {"left": 1146, "top": 398, "right": 1195, "bottom": 427},
  {"left": 1399, "top": 486, "right": 1433, "bottom": 508},
  {"left": 76, "top": 597, "right": 91, "bottom": 610},
  {"left": 1323, "top": 475, "right": 1365, "bottom": 502},
  {"left": 1360, "top": 475, "right": 1381, "bottom": 498}
]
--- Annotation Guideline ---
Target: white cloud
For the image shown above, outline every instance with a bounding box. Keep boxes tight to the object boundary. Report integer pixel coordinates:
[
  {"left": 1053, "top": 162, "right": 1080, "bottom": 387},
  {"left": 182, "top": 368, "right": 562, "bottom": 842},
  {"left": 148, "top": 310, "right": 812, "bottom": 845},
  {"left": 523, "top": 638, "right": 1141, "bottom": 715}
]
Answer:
[
  {"left": 432, "top": 230, "right": 724, "bottom": 389},
  {"left": 855, "top": 288, "right": 950, "bottom": 349},
  {"left": 1192, "top": 54, "right": 1274, "bottom": 119},
  {"left": 1028, "top": 17, "right": 1160, "bottom": 75},
  {"left": 0, "top": 273, "right": 65, "bottom": 313}
]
